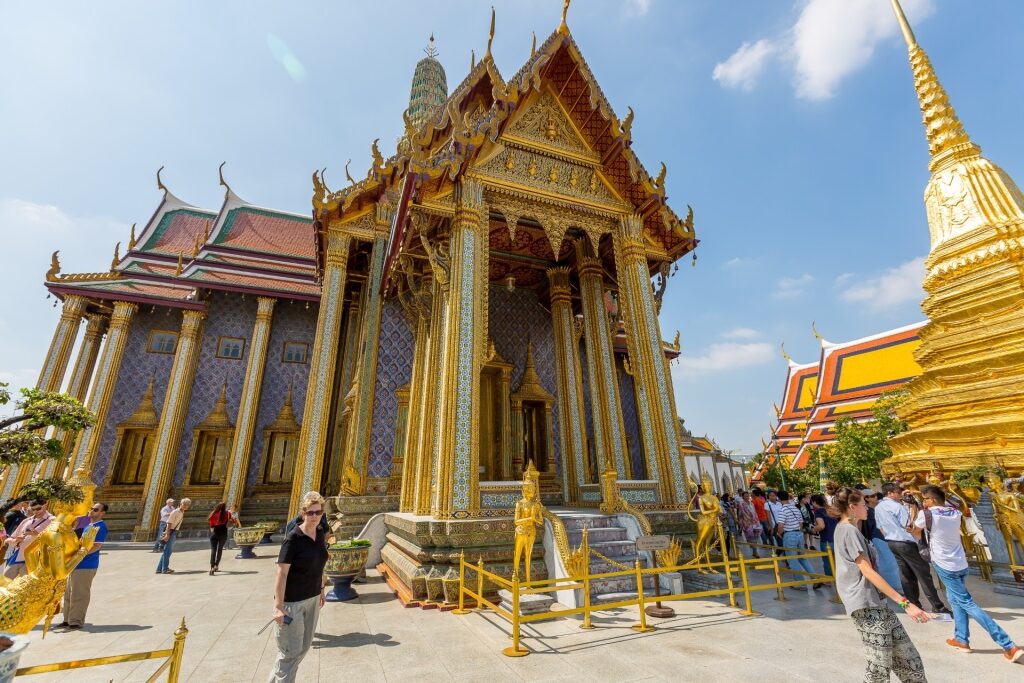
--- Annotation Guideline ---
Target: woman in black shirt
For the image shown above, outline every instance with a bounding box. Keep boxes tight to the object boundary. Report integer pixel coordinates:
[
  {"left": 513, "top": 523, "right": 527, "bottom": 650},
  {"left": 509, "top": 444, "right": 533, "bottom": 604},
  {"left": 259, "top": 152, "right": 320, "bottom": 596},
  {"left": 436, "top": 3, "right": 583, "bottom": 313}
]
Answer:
[{"left": 269, "top": 491, "right": 329, "bottom": 683}]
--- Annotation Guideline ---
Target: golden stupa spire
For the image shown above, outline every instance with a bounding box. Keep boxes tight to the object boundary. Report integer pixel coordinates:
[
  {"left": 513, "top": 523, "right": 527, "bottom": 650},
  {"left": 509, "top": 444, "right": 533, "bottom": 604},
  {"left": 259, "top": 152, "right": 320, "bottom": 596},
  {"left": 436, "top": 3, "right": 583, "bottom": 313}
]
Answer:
[{"left": 889, "top": 0, "right": 975, "bottom": 170}]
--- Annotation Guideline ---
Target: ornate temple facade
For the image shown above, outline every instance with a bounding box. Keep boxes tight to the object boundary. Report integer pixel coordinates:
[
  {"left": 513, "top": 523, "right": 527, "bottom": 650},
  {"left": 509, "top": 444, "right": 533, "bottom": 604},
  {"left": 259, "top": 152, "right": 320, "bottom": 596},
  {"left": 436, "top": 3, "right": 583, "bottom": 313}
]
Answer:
[{"left": 10, "top": 5, "right": 699, "bottom": 575}]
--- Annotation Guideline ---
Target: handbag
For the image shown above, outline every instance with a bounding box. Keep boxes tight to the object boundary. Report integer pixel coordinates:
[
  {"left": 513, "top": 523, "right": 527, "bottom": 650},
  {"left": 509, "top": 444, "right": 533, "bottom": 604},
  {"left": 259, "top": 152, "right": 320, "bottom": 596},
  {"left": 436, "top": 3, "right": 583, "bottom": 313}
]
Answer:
[{"left": 916, "top": 509, "right": 933, "bottom": 562}]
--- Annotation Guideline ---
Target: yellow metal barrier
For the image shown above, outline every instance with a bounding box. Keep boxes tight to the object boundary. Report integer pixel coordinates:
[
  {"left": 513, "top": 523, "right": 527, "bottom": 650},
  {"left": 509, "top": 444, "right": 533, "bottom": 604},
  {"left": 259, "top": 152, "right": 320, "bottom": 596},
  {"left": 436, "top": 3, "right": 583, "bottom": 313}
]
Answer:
[
  {"left": 454, "top": 533, "right": 837, "bottom": 657},
  {"left": 16, "top": 618, "right": 188, "bottom": 681}
]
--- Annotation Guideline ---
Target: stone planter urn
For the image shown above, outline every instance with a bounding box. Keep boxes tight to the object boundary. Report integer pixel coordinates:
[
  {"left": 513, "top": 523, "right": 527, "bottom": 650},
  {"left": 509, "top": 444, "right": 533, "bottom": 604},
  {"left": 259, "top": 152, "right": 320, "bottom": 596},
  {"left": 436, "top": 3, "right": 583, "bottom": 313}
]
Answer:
[
  {"left": 233, "top": 526, "right": 265, "bottom": 559},
  {"left": 324, "top": 542, "right": 370, "bottom": 602},
  {"left": 0, "top": 636, "right": 30, "bottom": 683},
  {"left": 255, "top": 521, "right": 279, "bottom": 545}
]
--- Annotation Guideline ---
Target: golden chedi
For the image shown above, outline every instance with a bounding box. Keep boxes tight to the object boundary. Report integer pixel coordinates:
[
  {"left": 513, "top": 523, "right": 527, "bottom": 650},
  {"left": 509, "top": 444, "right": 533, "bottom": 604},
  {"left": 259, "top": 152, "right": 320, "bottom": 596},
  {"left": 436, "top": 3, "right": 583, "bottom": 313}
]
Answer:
[{"left": 884, "top": 0, "right": 1024, "bottom": 477}]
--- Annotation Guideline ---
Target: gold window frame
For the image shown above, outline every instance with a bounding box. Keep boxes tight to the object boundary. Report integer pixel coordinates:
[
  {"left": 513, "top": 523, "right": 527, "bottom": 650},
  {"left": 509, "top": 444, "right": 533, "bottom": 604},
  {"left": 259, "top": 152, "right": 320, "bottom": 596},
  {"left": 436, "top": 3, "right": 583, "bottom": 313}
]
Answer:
[{"left": 146, "top": 329, "right": 178, "bottom": 355}]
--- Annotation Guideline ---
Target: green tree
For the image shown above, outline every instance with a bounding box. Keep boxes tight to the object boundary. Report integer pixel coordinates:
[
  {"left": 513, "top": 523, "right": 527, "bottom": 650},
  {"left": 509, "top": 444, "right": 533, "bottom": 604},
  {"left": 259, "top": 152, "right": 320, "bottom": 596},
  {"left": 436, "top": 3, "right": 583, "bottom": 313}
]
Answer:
[
  {"left": 0, "top": 381, "right": 95, "bottom": 469},
  {"left": 747, "top": 449, "right": 821, "bottom": 494},
  {"left": 818, "top": 389, "right": 908, "bottom": 486}
]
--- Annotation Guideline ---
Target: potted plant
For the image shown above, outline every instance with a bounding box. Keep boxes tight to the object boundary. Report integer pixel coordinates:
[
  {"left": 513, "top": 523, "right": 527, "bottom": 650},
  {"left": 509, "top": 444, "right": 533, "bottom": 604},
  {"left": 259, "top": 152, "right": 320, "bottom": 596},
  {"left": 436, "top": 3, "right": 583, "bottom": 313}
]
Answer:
[{"left": 324, "top": 539, "right": 371, "bottom": 601}]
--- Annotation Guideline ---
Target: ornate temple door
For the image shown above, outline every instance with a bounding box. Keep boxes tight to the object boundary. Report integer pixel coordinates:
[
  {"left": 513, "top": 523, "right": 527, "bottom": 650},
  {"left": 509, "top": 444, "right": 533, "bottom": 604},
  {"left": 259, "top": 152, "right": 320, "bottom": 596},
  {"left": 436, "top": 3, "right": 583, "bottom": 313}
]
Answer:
[{"left": 477, "top": 349, "right": 512, "bottom": 480}]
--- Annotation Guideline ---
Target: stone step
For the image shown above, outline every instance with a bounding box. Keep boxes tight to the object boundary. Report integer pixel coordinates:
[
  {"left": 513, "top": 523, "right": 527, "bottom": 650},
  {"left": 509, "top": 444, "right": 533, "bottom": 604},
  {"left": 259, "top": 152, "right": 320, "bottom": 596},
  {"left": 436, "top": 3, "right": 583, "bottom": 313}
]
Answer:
[
  {"left": 592, "top": 589, "right": 657, "bottom": 605},
  {"left": 587, "top": 540, "right": 637, "bottom": 557},
  {"left": 555, "top": 513, "right": 617, "bottom": 530},
  {"left": 567, "top": 527, "right": 628, "bottom": 543}
]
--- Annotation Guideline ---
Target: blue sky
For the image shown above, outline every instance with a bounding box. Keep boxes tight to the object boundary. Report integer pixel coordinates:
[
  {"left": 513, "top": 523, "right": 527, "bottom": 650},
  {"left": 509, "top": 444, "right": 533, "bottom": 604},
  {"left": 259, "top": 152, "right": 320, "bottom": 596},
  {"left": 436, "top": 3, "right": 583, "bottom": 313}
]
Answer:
[{"left": 2, "top": 1, "right": 1022, "bottom": 455}]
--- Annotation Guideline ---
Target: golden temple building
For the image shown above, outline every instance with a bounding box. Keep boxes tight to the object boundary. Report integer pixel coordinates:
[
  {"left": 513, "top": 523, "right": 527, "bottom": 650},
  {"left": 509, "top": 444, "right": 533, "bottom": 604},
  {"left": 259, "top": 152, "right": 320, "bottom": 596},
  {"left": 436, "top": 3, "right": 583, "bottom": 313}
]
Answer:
[
  {"left": 9, "top": 5, "right": 701, "bottom": 599},
  {"left": 885, "top": 0, "right": 1024, "bottom": 478}
]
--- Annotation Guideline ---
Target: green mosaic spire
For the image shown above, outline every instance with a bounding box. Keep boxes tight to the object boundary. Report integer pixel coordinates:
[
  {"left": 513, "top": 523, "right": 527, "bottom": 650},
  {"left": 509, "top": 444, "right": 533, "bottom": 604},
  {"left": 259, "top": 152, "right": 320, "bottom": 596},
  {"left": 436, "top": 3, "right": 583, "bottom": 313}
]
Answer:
[{"left": 407, "top": 34, "right": 448, "bottom": 130}]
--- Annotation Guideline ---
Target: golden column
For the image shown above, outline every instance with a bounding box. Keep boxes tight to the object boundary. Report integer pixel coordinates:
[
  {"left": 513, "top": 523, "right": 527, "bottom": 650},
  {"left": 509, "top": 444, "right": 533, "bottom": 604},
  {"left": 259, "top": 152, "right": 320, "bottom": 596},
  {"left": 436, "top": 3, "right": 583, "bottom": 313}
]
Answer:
[
  {"left": 547, "top": 266, "right": 589, "bottom": 503},
  {"left": 884, "top": 1, "right": 1024, "bottom": 475},
  {"left": 614, "top": 215, "right": 684, "bottom": 504},
  {"left": 290, "top": 232, "right": 351, "bottom": 512},
  {"left": 399, "top": 278, "right": 431, "bottom": 512},
  {"left": 414, "top": 272, "right": 447, "bottom": 515},
  {"left": 222, "top": 296, "right": 275, "bottom": 510},
  {"left": 65, "top": 301, "right": 137, "bottom": 481},
  {"left": 47, "top": 313, "right": 108, "bottom": 479},
  {"left": 37, "top": 294, "right": 88, "bottom": 392},
  {"left": 575, "top": 244, "right": 630, "bottom": 479},
  {"left": 2, "top": 294, "right": 87, "bottom": 496},
  {"left": 342, "top": 203, "right": 390, "bottom": 493},
  {"left": 136, "top": 308, "right": 206, "bottom": 539},
  {"left": 431, "top": 178, "right": 487, "bottom": 518}
]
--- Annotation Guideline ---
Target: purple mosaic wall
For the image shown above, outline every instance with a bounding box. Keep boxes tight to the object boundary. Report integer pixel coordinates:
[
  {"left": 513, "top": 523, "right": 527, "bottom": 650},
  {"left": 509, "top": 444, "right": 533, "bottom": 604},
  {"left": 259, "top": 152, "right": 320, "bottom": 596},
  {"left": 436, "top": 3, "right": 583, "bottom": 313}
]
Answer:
[
  {"left": 173, "top": 292, "right": 254, "bottom": 487},
  {"left": 616, "top": 356, "right": 646, "bottom": 479},
  {"left": 367, "top": 298, "right": 415, "bottom": 479},
  {"left": 579, "top": 341, "right": 595, "bottom": 480},
  {"left": 244, "top": 299, "right": 316, "bottom": 489},
  {"left": 94, "top": 307, "right": 182, "bottom": 481},
  {"left": 488, "top": 286, "right": 561, "bottom": 477}
]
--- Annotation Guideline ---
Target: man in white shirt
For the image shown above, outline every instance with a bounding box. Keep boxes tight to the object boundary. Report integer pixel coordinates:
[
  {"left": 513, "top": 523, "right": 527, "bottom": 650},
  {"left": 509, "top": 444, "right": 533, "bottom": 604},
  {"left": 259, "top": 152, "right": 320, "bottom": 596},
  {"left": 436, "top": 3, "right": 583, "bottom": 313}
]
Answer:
[
  {"left": 153, "top": 498, "right": 175, "bottom": 553},
  {"left": 914, "top": 485, "right": 1022, "bottom": 663},
  {"left": 156, "top": 498, "right": 190, "bottom": 574},
  {"left": 876, "top": 483, "right": 948, "bottom": 613}
]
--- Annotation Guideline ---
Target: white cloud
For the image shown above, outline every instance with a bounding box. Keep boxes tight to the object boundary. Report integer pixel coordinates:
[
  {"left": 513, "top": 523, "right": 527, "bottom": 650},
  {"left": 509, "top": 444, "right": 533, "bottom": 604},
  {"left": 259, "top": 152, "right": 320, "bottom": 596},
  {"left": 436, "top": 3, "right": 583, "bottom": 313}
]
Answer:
[
  {"left": 712, "top": 39, "right": 777, "bottom": 91},
  {"left": 625, "top": 0, "right": 652, "bottom": 16},
  {"left": 840, "top": 256, "right": 925, "bottom": 311},
  {"left": 0, "top": 198, "right": 73, "bottom": 240},
  {"left": 0, "top": 368, "right": 40, "bottom": 420},
  {"left": 712, "top": 0, "right": 936, "bottom": 99},
  {"left": 674, "top": 342, "right": 775, "bottom": 379},
  {"left": 774, "top": 273, "right": 813, "bottom": 299},
  {"left": 722, "top": 327, "right": 760, "bottom": 340}
]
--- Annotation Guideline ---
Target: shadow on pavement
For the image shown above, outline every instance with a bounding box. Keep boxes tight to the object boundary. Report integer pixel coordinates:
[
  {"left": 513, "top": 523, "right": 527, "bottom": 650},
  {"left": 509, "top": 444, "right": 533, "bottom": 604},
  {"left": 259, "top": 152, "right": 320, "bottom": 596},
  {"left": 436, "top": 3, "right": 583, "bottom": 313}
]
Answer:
[{"left": 313, "top": 631, "right": 399, "bottom": 649}]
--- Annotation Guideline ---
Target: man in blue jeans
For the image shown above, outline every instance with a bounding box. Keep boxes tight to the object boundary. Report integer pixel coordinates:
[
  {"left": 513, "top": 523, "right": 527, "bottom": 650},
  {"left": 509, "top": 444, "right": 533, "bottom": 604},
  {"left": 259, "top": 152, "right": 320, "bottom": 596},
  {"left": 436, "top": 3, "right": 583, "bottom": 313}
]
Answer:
[
  {"left": 156, "top": 498, "right": 190, "bottom": 574},
  {"left": 775, "top": 491, "right": 815, "bottom": 591},
  {"left": 913, "top": 485, "right": 1022, "bottom": 664}
]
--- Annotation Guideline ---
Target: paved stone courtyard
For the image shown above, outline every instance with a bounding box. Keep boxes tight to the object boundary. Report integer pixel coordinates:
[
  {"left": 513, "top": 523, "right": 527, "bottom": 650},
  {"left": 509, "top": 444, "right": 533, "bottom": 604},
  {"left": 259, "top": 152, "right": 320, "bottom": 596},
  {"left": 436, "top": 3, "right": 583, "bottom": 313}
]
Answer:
[{"left": 15, "top": 540, "right": 1024, "bottom": 682}]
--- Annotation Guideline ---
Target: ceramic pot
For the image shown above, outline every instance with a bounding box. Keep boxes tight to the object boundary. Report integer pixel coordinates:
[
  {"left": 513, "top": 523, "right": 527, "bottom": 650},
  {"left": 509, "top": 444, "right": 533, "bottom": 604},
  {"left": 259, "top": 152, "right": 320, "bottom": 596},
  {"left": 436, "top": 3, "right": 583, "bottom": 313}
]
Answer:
[
  {"left": 233, "top": 526, "right": 264, "bottom": 559},
  {"left": 324, "top": 545, "right": 370, "bottom": 601}
]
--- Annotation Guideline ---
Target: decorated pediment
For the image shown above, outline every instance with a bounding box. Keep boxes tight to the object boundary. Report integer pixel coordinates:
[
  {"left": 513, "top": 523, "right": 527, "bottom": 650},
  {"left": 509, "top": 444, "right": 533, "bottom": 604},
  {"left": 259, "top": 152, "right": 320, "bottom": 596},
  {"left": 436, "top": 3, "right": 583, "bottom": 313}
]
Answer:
[
  {"left": 476, "top": 147, "right": 621, "bottom": 209},
  {"left": 503, "top": 88, "right": 596, "bottom": 161}
]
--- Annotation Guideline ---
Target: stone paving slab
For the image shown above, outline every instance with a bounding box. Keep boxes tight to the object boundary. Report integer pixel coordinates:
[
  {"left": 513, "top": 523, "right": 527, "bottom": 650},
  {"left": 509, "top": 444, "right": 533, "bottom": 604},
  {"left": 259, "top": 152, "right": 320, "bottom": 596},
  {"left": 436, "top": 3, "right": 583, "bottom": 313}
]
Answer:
[{"left": 12, "top": 540, "right": 1024, "bottom": 682}]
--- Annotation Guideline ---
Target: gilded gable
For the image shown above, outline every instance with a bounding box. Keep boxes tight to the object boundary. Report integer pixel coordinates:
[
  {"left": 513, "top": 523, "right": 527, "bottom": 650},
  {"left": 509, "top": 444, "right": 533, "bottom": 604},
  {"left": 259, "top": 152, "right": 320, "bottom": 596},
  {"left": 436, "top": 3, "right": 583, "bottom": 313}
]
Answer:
[{"left": 503, "top": 89, "right": 595, "bottom": 161}]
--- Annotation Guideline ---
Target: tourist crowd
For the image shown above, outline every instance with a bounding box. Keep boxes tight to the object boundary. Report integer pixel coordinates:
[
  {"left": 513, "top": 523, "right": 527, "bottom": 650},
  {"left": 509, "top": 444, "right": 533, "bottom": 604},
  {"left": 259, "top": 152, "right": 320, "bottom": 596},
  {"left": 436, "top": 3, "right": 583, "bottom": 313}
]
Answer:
[{"left": 720, "top": 480, "right": 1023, "bottom": 678}]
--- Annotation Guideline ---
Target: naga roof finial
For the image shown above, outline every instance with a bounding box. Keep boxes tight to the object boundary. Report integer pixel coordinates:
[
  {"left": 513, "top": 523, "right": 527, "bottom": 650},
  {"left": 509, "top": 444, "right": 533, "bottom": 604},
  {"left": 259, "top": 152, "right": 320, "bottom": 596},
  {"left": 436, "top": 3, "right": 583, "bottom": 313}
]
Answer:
[
  {"left": 156, "top": 165, "right": 168, "bottom": 193},
  {"left": 111, "top": 241, "right": 121, "bottom": 271},
  {"left": 558, "top": 0, "right": 571, "bottom": 36},
  {"left": 218, "top": 161, "right": 234, "bottom": 197},
  {"left": 531, "top": 31, "right": 536, "bottom": 56},
  {"left": 780, "top": 342, "right": 792, "bottom": 362},
  {"left": 45, "top": 250, "right": 61, "bottom": 282},
  {"left": 471, "top": 49, "right": 475, "bottom": 70},
  {"left": 344, "top": 159, "right": 355, "bottom": 185},
  {"left": 485, "top": 6, "right": 495, "bottom": 59},
  {"left": 127, "top": 223, "right": 137, "bottom": 251},
  {"left": 811, "top": 320, "right": 823, "bottom": 341},
  {"left": 175, "top": 251, "right": 184, "bottom": 277}
]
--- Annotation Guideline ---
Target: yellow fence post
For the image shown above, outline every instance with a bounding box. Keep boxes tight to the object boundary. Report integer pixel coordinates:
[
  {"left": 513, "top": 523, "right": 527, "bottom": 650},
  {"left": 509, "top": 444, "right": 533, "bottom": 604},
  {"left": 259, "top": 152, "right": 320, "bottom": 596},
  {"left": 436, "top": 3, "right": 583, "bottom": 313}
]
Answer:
[
  {"left": 453, "top": 551, "right": 470, "bottom": 615},
  {"left": 630, "top": 559, "right": 654, "bottom": 633},
  {"left": 476, "top": 557, "right": 485, "bottom": 611},
  {"left": 827, "top": 544, "right": 842, "bottom": 605},
  {"left": 167, "top": 617, "right": 189, "bottom": 683},
  {"left": 736, "top": 548, "right": 760, "bottom": 617},
  {"left": 771, "top": 553, "right": 786, "bottom": 602},
  {"left": 502, "top": 571, "right": 529, "bottom": 657},
  {"left": 580, "top": 529, "right": 594, "bottom": 630},
  {"left": 717, "top": 523, "right": 737, "bottom": 608}
]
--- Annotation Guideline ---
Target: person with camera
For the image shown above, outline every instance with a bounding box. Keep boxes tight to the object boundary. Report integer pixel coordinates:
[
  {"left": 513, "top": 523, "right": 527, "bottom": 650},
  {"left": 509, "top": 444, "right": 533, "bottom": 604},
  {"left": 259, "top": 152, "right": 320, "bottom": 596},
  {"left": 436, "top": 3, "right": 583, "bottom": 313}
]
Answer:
[
  {"left": 875, "top": 483, "right": 949, "bottom": 614},
  {"left": 268, "top": 491, "right": 329, "bottom": 682},
  {"left": 912, "top": 485, "right": 1022, "bottom": 664}
]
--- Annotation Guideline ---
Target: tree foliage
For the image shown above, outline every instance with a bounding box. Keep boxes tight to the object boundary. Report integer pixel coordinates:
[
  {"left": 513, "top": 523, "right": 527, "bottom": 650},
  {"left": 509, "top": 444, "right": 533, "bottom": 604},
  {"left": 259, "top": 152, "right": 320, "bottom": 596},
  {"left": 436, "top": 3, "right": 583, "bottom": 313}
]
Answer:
[
  {"left": 749, "top": 450, "right": 821, "bottom": 494},
  {"left": 817, "top": 389, "right": 909, "bottom": 486},
  {"left": 0, "top": 381, "right": 95, "bottom": 469}
]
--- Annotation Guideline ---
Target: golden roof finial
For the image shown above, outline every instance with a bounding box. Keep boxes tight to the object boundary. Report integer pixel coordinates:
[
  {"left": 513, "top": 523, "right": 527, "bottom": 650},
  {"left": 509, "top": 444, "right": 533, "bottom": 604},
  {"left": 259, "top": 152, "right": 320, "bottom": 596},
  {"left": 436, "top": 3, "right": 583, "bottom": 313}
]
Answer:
[
  {"left": 471, "top": 49, "right": 475, "bottom": 70},
  {"left": 811, "top": 321, "right": 823, "bottom": 341},
  {"left": 344, "top": 159, "right": 355, "bottom": 185},
  {"left": 558, "top": 0, "right": 571, "bottom": 36},
  {"left": 889, "top": 0, "right": 974, "bottom": 170},
  {"left": 127, "top": 223, "right": 137, "bottom": 251},
  {"left": 486, "top": 6, "right": 495, "bottom": 59},
  {"left": 204, "top": 219, "right": 212, "bottom": 242},
  {"left": 218, "top": 161, "right": 234, "bottom": 197},
  {"left": 110, "top": 241, "right": 121, "bottom": 271},
  {"left": 175, "top": 251, "right": 184, "bottom": 276},
  {"left": 780, "top": 342, "right": 792, "bottom": 362},
  {"left": 45, "top": 250, "right": 61, "bottom": 282},
  {"left": 531, "top": 31, "right": 536, "bottom": 56},
  {"left": 156, "top": 165, "right": 168, "bottom": 193},
  {"left": 192, "top": 234, "right": 201, "bottom": 258}
]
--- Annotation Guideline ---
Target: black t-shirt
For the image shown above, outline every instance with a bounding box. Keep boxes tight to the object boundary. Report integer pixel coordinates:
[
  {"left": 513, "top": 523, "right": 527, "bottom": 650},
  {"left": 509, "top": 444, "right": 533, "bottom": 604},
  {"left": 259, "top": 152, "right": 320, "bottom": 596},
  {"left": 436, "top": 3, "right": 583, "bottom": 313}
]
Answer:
[
  {"left": 278, "top": 526, "right": 329, "bottom": 603},
  {"left": 3, "top": 510, "right": 25, "bottom": 537}
]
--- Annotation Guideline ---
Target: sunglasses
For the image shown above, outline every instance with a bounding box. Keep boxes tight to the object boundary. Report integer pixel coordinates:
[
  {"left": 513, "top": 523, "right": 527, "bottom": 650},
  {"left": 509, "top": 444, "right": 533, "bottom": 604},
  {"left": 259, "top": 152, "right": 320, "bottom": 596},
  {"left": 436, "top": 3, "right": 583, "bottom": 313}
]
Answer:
[
  {"left": 91, "top": 508, "right": 103, "bottom": 512},
  {"left": 304, "top": 509, "right": 324, "bottom": 517}
]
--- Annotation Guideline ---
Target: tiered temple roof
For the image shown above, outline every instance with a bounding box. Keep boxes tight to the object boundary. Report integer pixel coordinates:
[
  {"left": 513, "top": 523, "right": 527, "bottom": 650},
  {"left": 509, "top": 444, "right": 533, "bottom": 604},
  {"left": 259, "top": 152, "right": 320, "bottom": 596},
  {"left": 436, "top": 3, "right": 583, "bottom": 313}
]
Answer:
[
  {"left": 45, "top": 170, "right": 318, "bottom": 307},
  {"left": 761, "top": 323, "right": 925, "bottom": 475}
]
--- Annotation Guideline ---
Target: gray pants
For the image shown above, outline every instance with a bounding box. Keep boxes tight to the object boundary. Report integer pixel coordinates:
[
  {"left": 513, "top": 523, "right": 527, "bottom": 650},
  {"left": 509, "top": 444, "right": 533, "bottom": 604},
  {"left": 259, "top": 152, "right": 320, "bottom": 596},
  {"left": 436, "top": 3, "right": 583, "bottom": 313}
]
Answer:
[
  {"left": 62, "top": 568, "right": 97, "bottom": 627},
  {"left": 268, "top": 595, "right": 321, "bottom": 683}
]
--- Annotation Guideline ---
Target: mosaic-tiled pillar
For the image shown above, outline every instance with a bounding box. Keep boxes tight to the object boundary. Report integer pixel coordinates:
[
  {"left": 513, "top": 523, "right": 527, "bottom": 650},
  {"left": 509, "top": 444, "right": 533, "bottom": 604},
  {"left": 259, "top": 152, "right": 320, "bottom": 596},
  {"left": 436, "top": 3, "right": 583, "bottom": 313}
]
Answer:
[
  {"left": 2, "top": 295, "right": 88, "bottom": 495},
  {"left": 342, "top": 205, "right": 390, "bottom": 494},
  {"left": 399, "top": 291, "right": 431, "bottom": 512},
  {"left": 66, "top": 301, "right": 137, "bottom": 482},
  {"left": 325, "top": 297, "right": 361, "bottom": 495},
  {"left": 548, "top": 267, "right": 588, "bottom": 504},
  {"left": 613, "top": 215, "right": 685, "bottom": 505},
  {"left": 387, "top": 385, "right": 411, "bottom": 495},
  {"left": 576, "top": 246, "right": 630, "bottom": 479},
  {"left": 414, "top": 274, "right": 446, "bottom": 515},
  {"left": 136, "top": 308, "right": 206, "bottom": 539},
  {"left": 223, "top": 296, "right": 275, "bottom": 510},
  {"left": 431, "top": 178, "right": 487, "bottom": 519},
  {"left": 47, "top": 313, "right": 108, "bottom": 479},
  {"left": 290, "top": 232, "right": 351, "bottom": 513}
]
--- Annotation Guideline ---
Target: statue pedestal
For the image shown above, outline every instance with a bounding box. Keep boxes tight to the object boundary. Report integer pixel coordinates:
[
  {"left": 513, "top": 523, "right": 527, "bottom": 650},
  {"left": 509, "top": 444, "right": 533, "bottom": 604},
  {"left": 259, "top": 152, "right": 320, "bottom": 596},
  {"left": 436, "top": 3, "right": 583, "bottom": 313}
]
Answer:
[{"left": 974, "top": 492, "right": 1024, "bottom": 597}]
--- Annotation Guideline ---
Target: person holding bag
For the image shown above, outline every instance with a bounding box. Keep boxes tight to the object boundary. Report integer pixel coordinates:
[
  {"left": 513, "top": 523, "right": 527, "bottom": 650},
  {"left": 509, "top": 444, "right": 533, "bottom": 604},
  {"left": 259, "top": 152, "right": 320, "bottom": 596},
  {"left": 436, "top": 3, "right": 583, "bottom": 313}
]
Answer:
[{"left": 208, "top": 502, "right": 231, "bottom": 575}]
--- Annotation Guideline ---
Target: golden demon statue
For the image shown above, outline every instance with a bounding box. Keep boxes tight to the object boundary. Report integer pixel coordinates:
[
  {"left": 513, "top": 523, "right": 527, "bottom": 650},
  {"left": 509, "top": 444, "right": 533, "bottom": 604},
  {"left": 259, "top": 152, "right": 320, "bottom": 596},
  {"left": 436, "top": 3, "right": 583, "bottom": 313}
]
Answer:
[
  {"left": 0, "top": 491, "right": 98, "bottom": 635},
  {"left": 513, "top": 461, "right": 544, "bottom": 583},
  {"left": 987, "top": 472, "right": 1024, "bottom": 564},
  {"left": 688, "top": 472, "right": 722, "bottom": 574}
]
